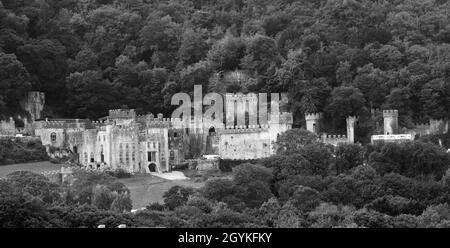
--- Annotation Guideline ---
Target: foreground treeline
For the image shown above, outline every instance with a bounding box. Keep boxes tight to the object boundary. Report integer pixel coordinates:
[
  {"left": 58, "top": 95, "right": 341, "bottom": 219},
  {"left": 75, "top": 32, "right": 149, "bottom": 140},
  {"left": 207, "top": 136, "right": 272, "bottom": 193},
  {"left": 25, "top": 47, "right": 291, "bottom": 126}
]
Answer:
[
  {"left": 1, "top": 0, "right": 450, "bottom": 139},
  {"left": 0, "top": 169, "right": 135, "bottom": 228},
  {"left": 1, "top": 129, "right": 450, "bottom": 228},
  {"left": 0, "top": 137, "right": 48, "bottom": 165}
]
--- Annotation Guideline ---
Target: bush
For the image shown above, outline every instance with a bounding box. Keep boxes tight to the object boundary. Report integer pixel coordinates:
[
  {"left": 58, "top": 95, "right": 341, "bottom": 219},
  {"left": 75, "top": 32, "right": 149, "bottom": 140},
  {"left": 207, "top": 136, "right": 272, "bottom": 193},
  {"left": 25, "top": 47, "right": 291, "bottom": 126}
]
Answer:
[
  {"left": 353, "top": 209, "right": 393, "bottom": 228},
  {"left": 335, "top": 143, "right": 365, "bottom": 174},
  {"left": 0, "top": 137, "right": 48, "bottom": 165},
  {"left": 366, "top": 195, "right": 425, "bottom": 216},
  {"left": 202, "top": 178, "right": 235, "bottom": 201},
  {"left": 368, "top": 141, "right": 450, "bottom": 180},
  {"left": 105, "top": 168, "right": 132, "bottom": 179},
  {"left": 219, "top": 159, "right": 258, "bottom": 172},
  {"left": 163, "top": 186, "right": 195, "bottom": 210},
  {"left": 290, "top": 186, "right": 322, "bottom": 212},
  {"left": 6, "top": 171, "right": 61, "bottom": 204}
]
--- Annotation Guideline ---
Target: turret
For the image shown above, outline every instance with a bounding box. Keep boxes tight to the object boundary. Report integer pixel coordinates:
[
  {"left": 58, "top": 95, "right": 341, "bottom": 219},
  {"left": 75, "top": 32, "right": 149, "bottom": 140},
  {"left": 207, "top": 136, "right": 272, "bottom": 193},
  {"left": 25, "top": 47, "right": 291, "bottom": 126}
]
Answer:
[
  {"left": 383, "top": 110, "right": 398, "bottom": 135},
  {"left": 305, "top": 113, "right": 322, "bottom": 134}
]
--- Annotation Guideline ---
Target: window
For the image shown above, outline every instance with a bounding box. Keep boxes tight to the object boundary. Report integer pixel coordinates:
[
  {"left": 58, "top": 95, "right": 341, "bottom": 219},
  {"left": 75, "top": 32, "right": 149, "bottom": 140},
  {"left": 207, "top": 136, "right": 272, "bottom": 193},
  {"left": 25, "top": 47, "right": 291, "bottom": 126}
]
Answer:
[
  {"left": 119, "top": 144, "right": 123, "bottom": 163},
  {"left": 125, "top": 144, "right": 130, "bottom": 165},
  {"left": 84, "top": 152, "right": 88, "bottom": 164},
  {"left": 100, "top": 145, "right": 104, "bottom": 163},
  {"left": 148, "top": 151, "right": 156, "bottom": 162},
  {"left": 50, "top": 133, "right": 57, "bottom": 142},
  {"left": 90, "top": 152, "right": 94, "bottom": 163}
]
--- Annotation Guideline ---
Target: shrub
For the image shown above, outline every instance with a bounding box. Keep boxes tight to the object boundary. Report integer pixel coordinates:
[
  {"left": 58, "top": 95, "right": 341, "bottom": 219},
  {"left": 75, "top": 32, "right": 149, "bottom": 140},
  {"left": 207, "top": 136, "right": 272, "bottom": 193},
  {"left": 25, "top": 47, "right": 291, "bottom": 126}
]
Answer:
[
  {"left": 202, "top": 178, "right": 235, "bottom": 201},
  {"left": 163, "top": 186, "right": 195, "bottom": 210},
  {"left": 105, "top": 168, "right": 132, "bottom": 179},
  {"left": 366, "top": 195, "right": 425, "bottom": 216},
  {"left": 290, "top": 186, "right": 322, "bottom": 212},
  {"left": 0, "top": 137, "right": 48, "bottom": 165}
]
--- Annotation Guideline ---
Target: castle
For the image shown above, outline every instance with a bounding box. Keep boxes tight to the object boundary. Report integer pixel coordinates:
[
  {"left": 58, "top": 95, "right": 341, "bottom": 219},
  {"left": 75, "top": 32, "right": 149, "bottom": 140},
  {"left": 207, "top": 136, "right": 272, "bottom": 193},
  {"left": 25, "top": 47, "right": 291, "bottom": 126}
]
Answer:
[
  {"left": 2, "top": 90, "right": 448, "bottom": 174},
  {"left": 304, "top": 113, "right": 357, "bottom": 146},
  {"left": 304, "top": 109, "right": 448, "bottom": 145},
  {"left": 31, "top": 92, "right": 293, "bottom": 173}
]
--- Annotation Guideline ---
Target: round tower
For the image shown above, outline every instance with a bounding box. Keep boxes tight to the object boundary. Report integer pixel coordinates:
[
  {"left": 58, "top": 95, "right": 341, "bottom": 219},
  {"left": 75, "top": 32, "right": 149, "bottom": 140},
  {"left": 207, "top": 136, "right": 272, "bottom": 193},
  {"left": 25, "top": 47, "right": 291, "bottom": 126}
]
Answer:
[
  {"left": 305, "top": 113, "right": 322, "bottom": 134},
  {"left": 383, "top": 110, "right": 398, "bottom": 135}
]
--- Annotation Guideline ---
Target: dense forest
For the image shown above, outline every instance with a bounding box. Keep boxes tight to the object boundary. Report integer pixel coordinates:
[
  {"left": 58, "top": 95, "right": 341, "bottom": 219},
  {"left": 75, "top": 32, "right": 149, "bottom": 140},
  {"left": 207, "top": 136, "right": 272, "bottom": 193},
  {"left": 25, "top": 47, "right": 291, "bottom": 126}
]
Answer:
[
  {"left": 1, "top": 130, "right": 450, "bottom": 228},
  {"left": 1, "top": 0, "right": 449, "bottom": 135}
]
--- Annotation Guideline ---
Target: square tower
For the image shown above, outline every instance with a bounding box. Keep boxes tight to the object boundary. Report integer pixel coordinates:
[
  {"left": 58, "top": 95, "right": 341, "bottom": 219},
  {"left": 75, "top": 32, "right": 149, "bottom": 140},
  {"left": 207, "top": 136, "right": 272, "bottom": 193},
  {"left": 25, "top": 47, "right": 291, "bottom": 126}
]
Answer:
[{"left": 383, "top": 110, "right": 398, "bottom": 135}]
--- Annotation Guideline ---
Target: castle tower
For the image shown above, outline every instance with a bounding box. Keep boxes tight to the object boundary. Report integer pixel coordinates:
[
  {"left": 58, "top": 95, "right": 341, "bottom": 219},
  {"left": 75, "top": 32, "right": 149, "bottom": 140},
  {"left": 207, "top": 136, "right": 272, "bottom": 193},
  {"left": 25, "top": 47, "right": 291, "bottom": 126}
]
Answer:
[
  {"left": 305, "top": 113, "right": 322, "bottom": 134},
  {"left": 346, "top": 116, "right": 357, "bottom": 143},
  {"left": 383, "top": 110, "right": 398, "bottom": 135}
]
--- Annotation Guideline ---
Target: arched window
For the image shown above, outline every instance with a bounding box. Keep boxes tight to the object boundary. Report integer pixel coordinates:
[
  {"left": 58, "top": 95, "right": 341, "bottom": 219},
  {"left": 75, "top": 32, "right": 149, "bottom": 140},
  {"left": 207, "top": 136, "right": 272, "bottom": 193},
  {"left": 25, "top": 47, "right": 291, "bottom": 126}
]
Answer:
[
  {"left": 50, "top": 133, "right": 57, "bottom": 142},
  {"left": 84, "top": 152, "right": 88, "bottom": 164},
  {"left": 90, "top": 152, "right": 94, "bottom": 163}
]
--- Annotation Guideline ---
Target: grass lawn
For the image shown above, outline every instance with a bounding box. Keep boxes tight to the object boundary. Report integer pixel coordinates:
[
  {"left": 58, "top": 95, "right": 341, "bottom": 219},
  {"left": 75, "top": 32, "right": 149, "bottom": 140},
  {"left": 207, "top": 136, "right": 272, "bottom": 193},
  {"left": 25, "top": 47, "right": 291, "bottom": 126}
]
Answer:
[
  {"left": 0, "top": 161, "right": 63, "bottom": 178},
  {"left": 118, "top": 174, "right": 205, "bottom": 209},
  {"left": 0, "top": 161, "right": 205, "bottom": 210}
]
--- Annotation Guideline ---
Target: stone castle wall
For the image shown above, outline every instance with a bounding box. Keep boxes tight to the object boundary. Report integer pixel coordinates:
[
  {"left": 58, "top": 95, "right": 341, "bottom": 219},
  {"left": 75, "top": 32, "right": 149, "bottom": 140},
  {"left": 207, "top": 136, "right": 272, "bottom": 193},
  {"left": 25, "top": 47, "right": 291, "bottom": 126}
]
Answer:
[{"left": 218, "top": 128, "right": 272, "bottom": 160}]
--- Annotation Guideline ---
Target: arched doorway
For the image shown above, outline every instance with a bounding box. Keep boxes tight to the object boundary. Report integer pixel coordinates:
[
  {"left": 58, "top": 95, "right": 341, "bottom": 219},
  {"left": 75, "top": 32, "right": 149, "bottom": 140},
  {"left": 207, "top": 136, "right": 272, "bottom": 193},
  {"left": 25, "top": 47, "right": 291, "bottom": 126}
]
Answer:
[
  {"left": 148, "top": 163, "right": 157, "bottom": 172},
  {"left": 206, "top": 127, "right": 217, "bottom": 154},
  {"left": 208, "top": 127, "right": 216, "bottom": 135}
]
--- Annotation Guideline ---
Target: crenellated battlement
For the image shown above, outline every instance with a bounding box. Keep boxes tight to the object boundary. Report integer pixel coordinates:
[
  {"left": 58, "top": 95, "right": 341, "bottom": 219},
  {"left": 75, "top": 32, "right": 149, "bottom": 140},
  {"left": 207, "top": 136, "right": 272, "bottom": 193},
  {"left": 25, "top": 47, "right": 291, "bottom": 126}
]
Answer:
[
  {"left": 38, "top": 119, "right": 92, "bottom": 129},
  {"left": 322, "top": 134, "right": 347, "bottom": 139},
  {"left": 383, "top": 109, "right": 398, "bottom": 116},
  {"left": 108, "top": 109, "right": 136, "bottom": 119},
  {"left": 220, "top": 125, "right": 269, "bottom": 134},
  {"left": 41, "top": 120, "right": 66, "bottom": 128},
  {"left": 413, "top": 122, "right": 430, "bottom": 128},
  {"left": 305, "top": 112, "right": 323, "bottom": 120},
  {"left": 224, "top": 93, "right": 258, "bottom": 102},
  {"left": 321, "top": 133, "right": 349, "bottom": 146}
]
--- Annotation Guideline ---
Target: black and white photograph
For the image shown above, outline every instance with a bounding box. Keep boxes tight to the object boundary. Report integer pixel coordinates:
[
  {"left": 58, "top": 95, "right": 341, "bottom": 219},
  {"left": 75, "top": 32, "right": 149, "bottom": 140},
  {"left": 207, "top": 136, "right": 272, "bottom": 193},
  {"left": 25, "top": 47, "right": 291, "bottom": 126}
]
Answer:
[{"left": 1, "top": 0, "right": 450, "bottom": 235}]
